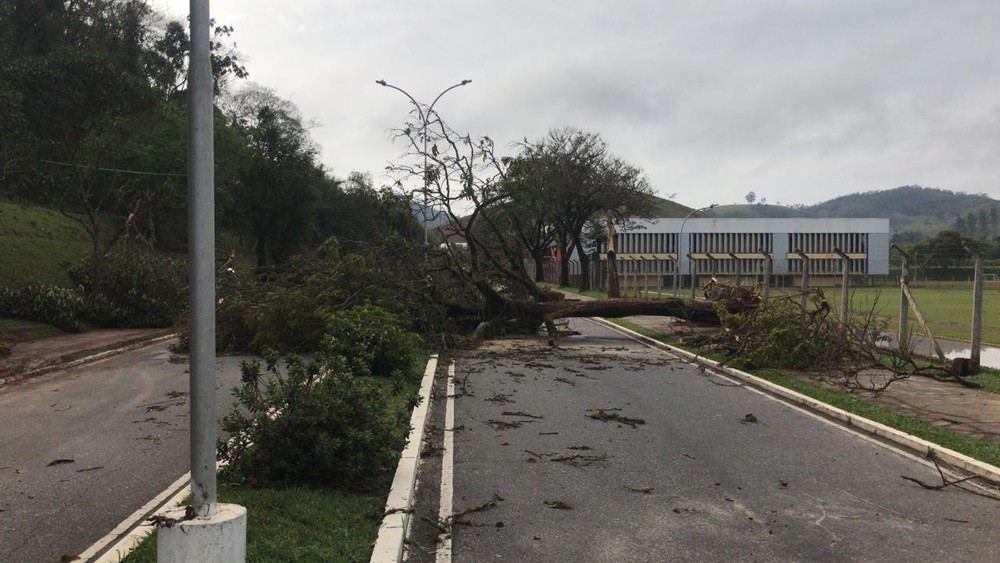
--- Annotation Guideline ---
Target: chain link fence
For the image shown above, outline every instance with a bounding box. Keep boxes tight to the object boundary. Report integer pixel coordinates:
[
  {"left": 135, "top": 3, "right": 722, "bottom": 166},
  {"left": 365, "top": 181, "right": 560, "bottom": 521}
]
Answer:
[{"left": 529, "top": 245, "right": 999, "bottom": 370}]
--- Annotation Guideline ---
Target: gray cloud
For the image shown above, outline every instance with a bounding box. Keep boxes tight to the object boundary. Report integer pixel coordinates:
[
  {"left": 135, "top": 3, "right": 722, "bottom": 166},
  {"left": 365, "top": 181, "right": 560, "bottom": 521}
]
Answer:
[{"left": 159, "top": 0, "right": 1000, "bottom": 207}]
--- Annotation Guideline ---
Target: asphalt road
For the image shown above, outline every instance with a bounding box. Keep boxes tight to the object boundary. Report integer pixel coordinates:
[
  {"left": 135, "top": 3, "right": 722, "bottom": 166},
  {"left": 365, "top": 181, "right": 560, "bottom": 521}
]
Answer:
[
  {"left": 411, "top": 319, "right": 1000, "bottom": 562},
  {"left": 0, "top": 341, "right": 246, "bottom": 562}
]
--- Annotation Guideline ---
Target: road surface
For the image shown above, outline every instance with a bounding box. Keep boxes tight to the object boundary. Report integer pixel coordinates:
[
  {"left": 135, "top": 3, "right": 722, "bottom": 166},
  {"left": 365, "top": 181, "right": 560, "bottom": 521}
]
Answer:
[
  {"left": 408, "top": 318, "right": 1000, "bottom": 562},
  {"left": 0, "top": 341, "right": 245, "bottom": 562}
]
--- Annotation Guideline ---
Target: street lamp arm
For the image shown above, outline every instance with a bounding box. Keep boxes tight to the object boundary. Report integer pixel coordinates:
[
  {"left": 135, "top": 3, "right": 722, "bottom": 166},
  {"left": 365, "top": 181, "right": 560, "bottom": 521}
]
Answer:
[
  {"left": 376, "top": 77, "right": 472, "bottom": 245},
  {"left": 428, "top": 79, "right": 472, "bottom": 116},
  {"left": 375, "top": 79, "right": 425, "bottom": 124},
  {"left": 674, "top": 203, "right": 718, "bottom": 297}
]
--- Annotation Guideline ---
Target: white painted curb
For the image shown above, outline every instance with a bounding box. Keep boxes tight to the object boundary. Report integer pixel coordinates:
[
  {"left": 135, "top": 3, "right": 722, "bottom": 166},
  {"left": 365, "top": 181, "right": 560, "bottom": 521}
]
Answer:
[
  {"left": 370, "top": 354, "right": 440, "bottom": 563},
  {"left": 593, "top": 317, "right": 1000, "bottom": 484}
]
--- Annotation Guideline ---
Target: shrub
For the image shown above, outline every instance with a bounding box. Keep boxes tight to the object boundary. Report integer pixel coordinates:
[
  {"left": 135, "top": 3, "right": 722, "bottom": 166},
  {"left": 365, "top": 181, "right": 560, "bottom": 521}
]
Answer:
[
  {"left": 69, "top": 245, "right": 186, "bottom": 328},
  {"left": 321, "top": 304, "right": 423, "bottom": 382},
  {"left": 215, "top": 291, "right": 256, "bottom": 354},
  {"left": 218, "top": 355, "right": 417, "bottom": 490},
  {"left": 246, "top": 287, "right": 329, "bottom": 354},
  {"left": 0, "top": 284, "right": 84, "bottom": 332}
]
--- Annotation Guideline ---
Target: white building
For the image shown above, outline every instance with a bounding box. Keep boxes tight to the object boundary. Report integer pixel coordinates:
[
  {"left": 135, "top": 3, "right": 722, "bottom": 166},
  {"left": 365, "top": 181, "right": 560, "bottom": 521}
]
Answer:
[{"left": 596, "top": 217, "right": 890, "bottom": 289}]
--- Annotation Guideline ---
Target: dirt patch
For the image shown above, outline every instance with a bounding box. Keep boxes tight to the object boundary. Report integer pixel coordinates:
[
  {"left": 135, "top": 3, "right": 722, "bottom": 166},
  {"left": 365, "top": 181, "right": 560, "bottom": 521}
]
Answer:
[{"left": 0, "top": 328, "right": 172, "bottom": 384}]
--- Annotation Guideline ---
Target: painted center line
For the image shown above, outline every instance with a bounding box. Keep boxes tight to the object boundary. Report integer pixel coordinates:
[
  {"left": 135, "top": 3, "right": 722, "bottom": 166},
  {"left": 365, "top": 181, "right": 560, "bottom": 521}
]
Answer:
[{"left": 436, "top": 361, "right": 456, "bottom": 563}]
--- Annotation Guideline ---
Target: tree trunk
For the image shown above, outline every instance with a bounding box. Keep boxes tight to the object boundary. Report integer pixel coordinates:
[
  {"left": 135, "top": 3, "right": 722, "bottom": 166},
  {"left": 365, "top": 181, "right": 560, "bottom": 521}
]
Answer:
[
  {"left": 576, "top": 241, "right": 591, "bottom": 291},
  {"left": 530, "top": 296, "right": 726, "bottom": 324},
  {"left": 531, "top": 249, "right": 545, "bottom": 282},
  {"left": 255, "top": 235, "right": 267, "bottom": 268},
  {"left": 607, "top": 250, "right": 621, "bottom": 298},
  {"left": 559, "top": 248, "right": 571, "bottom": 286}
]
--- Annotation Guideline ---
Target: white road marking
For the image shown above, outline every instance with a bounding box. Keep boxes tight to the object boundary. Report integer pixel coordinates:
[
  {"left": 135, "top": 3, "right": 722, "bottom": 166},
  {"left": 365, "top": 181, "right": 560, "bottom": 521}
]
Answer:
[
  {"left": 78, "top": 472, "right": 190, "bottom": 562},
  {"left": 436, "top": 361, "right": 457, "bottom": 563}
]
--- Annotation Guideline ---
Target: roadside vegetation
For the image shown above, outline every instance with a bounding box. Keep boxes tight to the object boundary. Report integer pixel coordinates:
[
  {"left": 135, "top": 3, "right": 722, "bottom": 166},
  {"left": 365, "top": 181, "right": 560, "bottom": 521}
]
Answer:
[{"left": 5, "top": 2, "right": 1000, "bottom": 560}]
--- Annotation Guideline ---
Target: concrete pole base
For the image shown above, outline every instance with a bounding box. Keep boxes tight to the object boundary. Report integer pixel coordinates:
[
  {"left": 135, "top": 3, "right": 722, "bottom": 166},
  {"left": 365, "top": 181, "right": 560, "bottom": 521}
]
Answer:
[{"left": 157, "top": 503, "right": 247, "bottom": 563}]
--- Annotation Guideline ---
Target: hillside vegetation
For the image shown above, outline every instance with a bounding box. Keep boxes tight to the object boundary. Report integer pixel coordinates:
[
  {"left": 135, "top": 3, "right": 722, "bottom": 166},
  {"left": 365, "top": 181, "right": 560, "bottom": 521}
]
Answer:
[
  {"left": 710, "top": 186, "right": 1000, "bottom": 241},
  {"left": 0, "top": 200, "right": 104, "bottom": 288}
]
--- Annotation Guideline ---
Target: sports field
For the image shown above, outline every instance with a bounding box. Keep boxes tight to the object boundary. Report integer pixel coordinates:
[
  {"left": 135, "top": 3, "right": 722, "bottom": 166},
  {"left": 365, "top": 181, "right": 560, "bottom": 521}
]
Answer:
[{"left": 800, "top": 284, "right": 1000, "bottom": 345}]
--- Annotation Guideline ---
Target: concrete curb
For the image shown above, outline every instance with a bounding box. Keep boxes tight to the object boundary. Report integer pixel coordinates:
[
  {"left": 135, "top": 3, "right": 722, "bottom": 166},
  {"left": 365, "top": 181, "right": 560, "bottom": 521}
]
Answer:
[
  {"left": 370, "top": 354, "right": 440, "bottom": 563},
  {"left": 592, "top": 317, "right": 1000, "bottom": 484},
  {"left": 0, "top": 333, "right": 177, "bottom": 387}
]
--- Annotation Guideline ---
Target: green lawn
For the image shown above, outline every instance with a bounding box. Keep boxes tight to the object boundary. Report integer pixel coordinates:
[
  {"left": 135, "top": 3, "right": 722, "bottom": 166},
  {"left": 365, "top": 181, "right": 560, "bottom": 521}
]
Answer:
[
  {"left": 798, "top": 285, "right": 1000, "bottom": 345},
  {"left": 0, "top": 200, "right": 101, "bottom": 289},
  {"left": 575, "top": 279, "right": 1000, "bottom": 346},
  {"left": 120, "top": 485, "right": 384, "bottom": 562}
]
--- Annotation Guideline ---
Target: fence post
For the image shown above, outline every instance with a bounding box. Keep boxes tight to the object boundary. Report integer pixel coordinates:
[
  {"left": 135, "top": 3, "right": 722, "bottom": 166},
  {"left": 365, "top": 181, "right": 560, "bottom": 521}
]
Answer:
[
  {"left": 656, "top": 258, "right": 663, "bottom": 298},
  {"left": 892, "top": 245, "right": 910, "bottom": 352},
  {"left": 834, "top": 247, "right": 850, "bottom": 324},
  {"left": 689, "top": 254, "right": 697, "bottom": 299},
  {"left": 961, "top": 242, "right": 983, "bottom": 369},
  {"left": 796, "top": 250, "right": 809, "bottom": 311},
  {"left": 761, "top": 249, "right": 772, "bottom": 299}
]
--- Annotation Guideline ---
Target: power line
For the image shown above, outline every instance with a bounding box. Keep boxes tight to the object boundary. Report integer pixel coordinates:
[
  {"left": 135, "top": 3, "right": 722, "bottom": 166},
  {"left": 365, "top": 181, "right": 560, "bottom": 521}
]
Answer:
[{"left": 39, "top": 159, "right": 187, "bottom": 178}]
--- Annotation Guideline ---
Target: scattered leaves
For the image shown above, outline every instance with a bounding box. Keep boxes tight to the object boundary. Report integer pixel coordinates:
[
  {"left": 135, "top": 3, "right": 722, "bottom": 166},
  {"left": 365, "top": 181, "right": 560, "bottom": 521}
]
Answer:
[
  {"left": 502, "top": 411, "right": 544, "bottom": 419},
  {"left": 586, "top": 408, "right": 645, "bottom": 428},
  {"left": 623, "top": 485, "right": 654, "bottom": 494}
]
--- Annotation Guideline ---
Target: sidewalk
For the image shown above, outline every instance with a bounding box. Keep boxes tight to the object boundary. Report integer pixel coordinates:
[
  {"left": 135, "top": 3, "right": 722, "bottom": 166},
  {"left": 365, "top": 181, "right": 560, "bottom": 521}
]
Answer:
[
  {"left": 559, "top": 293, "right": 1000, "bottom": 447},
  {"left": 0, "top": 328, "right": 173, "bottom": 386}
]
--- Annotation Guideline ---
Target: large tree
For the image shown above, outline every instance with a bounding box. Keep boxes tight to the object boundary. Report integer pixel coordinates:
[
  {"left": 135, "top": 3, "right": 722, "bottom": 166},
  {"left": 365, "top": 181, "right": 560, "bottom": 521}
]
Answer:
[
  {"left": 382, "top": 112, "right": 737, "bottom": 340},
  {"left": 314, "top": 171, "right": 422, "bottom": 252},
  {"left": 224, "top": 85, "right": 322, "bottom": 267},
  {"left": 0, "top": 0, "right": 248, "bottom": 255},
  {"left": 514, "top": 128, "right": 657, "bottom": 290}
]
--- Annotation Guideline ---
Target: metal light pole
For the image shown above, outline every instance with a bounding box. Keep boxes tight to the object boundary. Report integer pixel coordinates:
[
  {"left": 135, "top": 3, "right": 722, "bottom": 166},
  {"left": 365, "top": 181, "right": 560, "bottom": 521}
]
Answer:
[
  {"left": 188, "top": 0, "right": 217, "bottom": 520},
  {"left": 158, "top": 2, "right": 247, "bottom": 559},
  {"left": 673, "top": 204, "right": 717, "bottom": 297},
  {"left": 376, "top": 79, "right": 471, "bottom": 245}
]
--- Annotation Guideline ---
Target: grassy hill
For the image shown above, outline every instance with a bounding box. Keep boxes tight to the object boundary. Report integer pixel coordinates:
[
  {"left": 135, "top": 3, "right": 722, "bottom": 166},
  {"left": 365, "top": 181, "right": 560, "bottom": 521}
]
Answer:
[
  {"left": 704, "top": 186, "right": 999, "bottom": 242},
  {"left": 649, "top": 196, "right": 692, "bottom": 217},
  {"left": 0, "top": 200, "right": 98, "bottom": 288}
]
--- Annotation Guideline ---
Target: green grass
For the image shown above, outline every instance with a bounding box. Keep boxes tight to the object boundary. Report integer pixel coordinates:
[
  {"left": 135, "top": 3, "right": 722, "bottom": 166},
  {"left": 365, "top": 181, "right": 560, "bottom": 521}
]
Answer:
[
  {"left": 0, "top": 200, "right": 101, "bottom": 288},
  {"left": 120, "top": 485, "right": 384, "bottom": 562},
  {"left": 783, "top": 285, "right": 1000, "bottom": 345},
  {"left": 606, "top": 318, "right": 1000, "bottom": 468},
  {"left": 537, "top": 282, "right": 608, "bottom": 300}
]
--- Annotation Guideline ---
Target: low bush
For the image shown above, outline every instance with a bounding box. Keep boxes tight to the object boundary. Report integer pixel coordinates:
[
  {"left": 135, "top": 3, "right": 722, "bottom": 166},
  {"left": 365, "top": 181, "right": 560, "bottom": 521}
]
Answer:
[
  {"left": 212, "top": 237, "right": 410, "bottom": 354},
  {"left": 70, "top": 245, "right": 186, "bottom": 328},
  {"left": 0, "top": 283, "right": 84, "bottom": 332},
  {"left": 218, "top": 355, "right": 418, "bottom": 491},
  {"left": 246, "top": 287, "right": 329, "bottom": 354},
  {"left": 322, "top": 304, "right": 423, "bottom": 382}
]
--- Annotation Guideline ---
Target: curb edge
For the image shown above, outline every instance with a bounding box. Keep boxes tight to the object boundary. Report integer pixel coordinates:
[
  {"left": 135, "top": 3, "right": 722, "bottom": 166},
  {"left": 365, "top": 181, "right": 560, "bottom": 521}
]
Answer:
[{"left": 592, "top": 317, "right": 1000, "bottom": 484}]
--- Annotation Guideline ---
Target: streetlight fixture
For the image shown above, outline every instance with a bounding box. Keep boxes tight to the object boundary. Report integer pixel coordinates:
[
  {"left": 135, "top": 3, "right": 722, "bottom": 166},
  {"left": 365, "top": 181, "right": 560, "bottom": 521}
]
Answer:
[
  {"left": 376, "top": 78, "right": 472, "bottom": 245},
  {"left": 673, "top": 203, "right": 718, "bottom": 297}
]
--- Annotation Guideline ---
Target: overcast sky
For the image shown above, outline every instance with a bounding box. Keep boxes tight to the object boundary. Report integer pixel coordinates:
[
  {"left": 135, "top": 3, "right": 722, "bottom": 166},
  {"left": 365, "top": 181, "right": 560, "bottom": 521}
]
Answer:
[{"left": 156, "top": 0, "right": 1000, "bottom": 209}]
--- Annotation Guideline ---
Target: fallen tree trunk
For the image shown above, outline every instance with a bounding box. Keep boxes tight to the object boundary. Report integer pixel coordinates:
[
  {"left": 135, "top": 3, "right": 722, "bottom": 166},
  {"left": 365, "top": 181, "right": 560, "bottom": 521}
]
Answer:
[
  {"left": 531, "top": 297, "right": 725, "bottom": 324},
  {"left": 470, "top": 296, "right": 747, "bottom": 342}
]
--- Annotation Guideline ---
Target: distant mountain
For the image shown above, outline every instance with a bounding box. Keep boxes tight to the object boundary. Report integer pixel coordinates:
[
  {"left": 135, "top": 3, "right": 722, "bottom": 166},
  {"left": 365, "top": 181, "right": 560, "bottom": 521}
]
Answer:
[{"left": 703, "top": 186, "right": 1000, "bottom": 242}]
